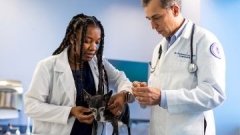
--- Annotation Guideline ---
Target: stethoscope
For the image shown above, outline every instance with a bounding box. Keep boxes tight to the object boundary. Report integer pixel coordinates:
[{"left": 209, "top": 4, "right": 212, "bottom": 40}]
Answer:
[{"left": 150, "top": 23, "right": 197, "bottom": 73}]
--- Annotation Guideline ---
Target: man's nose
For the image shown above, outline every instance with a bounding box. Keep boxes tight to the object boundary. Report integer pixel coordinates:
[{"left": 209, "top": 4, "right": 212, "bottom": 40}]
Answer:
[{"left": 151, "top": 21, "right": 157, "bottom": 30}]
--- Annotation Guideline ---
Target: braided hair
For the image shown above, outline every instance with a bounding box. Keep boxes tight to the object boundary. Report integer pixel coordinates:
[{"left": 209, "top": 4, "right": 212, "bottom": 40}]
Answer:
[{"left": 53, "top": 13, "right": 108, "bottom": 95}]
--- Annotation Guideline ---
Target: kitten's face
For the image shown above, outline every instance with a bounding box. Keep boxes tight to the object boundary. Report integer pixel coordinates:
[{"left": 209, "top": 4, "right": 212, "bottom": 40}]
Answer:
[{"left": 83, "top": 90, "right": 112, "bottom": 122}]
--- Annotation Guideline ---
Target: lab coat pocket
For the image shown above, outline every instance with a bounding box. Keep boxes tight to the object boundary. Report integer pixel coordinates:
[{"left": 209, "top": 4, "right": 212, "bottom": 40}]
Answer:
[
  {"left": 173, "top": 52, "right": 190, "bottom": 72},
  {"left": 48, "top": 72, "right": 74, "bottom": 106}
]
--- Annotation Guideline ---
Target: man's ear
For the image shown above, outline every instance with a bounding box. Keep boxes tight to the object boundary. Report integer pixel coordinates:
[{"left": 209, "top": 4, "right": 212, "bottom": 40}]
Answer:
[
  {"left": 83, "top": 89, "right": 91, "bottom": 101},
  {"left": 170, "top": 3, "right": 181, "bottom": 16}
]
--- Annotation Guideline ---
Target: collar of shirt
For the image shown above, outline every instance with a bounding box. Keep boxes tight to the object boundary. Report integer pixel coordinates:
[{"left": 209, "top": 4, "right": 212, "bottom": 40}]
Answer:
[{"left": 166, "top": 19, "right": 188, "bottom": 49}]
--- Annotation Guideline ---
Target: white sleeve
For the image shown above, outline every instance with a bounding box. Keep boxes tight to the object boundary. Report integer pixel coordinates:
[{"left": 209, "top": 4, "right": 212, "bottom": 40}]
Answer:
[{"left": 102, "top": 58, "right": 132, "bottom": 93}]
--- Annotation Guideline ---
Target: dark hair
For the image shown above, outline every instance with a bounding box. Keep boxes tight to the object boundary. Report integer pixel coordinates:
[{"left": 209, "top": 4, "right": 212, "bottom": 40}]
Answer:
[
  {"left": 53, "top": 13, "right": 108, "bottom": 95},
  {"left": 142, "top": 0, "right": 181, "bottom": 9}
]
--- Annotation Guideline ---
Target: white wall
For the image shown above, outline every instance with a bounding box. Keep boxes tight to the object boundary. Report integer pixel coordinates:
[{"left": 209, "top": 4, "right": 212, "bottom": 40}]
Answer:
[
  {"left": 103, "top": 0, "right": 200, "bottom": 62},
  {"left": 201, "top": 0, "right": 240, "bottom": 134}
]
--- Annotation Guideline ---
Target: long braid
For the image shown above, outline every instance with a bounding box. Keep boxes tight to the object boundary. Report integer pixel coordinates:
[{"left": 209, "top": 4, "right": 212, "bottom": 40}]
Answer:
[
  {"left": 93, "top": 17, "right": 109, "bottom": 95},
  {"left": 100, "top": 21, "right": 110, "bottom": 93},
  {"left": 78, "top": 22, "right": 88, "bottom": 83},
  {"left": 73, "top": 15, "right": 89, "bottom": 101}
]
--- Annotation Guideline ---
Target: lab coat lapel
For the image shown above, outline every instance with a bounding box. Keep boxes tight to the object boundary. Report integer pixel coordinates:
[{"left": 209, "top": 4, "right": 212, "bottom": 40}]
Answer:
[
  {"left": 162, "top": 39, "right": 168, "bottom": 53},
  {"left": 157, "top": 39, "right": 168, "bottom": 66},
  {"left": 54, "top": 48, "right": 76, "bottom": 101},
  {"left": 181, "top": 20, "right": 194, "bottom": 39}
]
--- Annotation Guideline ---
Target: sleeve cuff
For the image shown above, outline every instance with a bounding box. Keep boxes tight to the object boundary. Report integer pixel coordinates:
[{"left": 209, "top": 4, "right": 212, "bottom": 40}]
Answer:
[{"left": 159, "top": 90, "right": 168, "bottom": 109}]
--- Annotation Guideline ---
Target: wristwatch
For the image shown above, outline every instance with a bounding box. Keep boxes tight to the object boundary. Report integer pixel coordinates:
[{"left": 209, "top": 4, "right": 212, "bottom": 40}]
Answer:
[{"left": 122, "top": 90, "right": 132, "bottom": 103}]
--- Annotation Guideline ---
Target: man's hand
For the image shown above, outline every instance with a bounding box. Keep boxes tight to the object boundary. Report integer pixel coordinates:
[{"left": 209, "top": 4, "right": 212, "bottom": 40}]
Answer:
[{"left": 132, "top": 81, "right": 161, "bottom": 105}]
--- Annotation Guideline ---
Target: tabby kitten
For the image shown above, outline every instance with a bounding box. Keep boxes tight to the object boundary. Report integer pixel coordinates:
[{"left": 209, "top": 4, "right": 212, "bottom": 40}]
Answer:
[{"left": 83, "top": 90, "right": 131, "bottom": 135}]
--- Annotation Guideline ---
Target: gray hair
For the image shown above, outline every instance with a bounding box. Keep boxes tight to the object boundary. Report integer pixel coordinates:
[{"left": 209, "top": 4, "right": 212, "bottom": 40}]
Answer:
[{"left": 142, "top": 0, "right": 182, "bottom": 9}]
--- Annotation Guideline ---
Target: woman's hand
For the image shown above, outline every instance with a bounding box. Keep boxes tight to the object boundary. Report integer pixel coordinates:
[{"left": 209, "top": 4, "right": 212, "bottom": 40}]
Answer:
[
  {"left": 108, "top": 92, "right": 126, "bottom": 116},
  {"left": 70, "top": 106, "right": 94, "bottom": 124}
]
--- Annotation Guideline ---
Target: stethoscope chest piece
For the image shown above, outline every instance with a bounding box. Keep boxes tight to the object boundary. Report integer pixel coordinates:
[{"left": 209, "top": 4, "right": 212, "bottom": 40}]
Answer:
[
  {"left": 188, "top": 63, "right": 198, "bottom": 73},
  {"left": 188, "top": 23, "right": 197, "bottom": 73}
]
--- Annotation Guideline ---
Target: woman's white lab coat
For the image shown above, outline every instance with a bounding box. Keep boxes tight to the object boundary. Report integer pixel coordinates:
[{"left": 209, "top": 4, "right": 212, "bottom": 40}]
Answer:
[
  {"left": 24, "top": 48, "right": 132, "bottom": 135},
  {"left": 148, "top": 20, "right": 226, "bottom": 135}
]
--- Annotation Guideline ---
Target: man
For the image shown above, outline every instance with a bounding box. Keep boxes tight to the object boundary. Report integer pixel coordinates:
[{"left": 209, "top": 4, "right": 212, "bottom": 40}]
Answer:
[{"left": 132, "top": 0, "right": 226, "bottom": 135}]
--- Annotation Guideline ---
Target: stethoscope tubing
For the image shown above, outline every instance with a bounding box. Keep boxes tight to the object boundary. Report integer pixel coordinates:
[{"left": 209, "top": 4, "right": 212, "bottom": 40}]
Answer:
[
  {"left": 150, "top": 23, "right": 197, "bottom": 73},
  {"left": 189, "top": 23, "right": 198, "bottom": 73}
]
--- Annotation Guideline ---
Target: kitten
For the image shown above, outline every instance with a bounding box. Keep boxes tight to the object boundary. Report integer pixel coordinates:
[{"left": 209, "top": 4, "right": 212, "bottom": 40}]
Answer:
[{"left": 83, "top": 90, "right": 131, "bottom": 135}]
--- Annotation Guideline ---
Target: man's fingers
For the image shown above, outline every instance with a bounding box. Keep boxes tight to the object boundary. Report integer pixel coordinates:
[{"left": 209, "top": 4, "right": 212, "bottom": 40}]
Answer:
[
  {"left": 132, "top": 81, "right": 140, "bottom": 87},
  {"left": 140, "top": 82, "right": 147, "bottom": 87},
  {"left": 132, "top": 81, "right": 147, "bottom": 87}
]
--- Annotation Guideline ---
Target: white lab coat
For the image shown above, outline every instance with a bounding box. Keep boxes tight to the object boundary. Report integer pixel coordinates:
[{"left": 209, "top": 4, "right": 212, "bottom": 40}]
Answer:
[
  {"left": 148, "top": 20, "right": 226, "bottom": 135},
  {"left": 24, "top": 48, "right": 132, "bottom": 135}
]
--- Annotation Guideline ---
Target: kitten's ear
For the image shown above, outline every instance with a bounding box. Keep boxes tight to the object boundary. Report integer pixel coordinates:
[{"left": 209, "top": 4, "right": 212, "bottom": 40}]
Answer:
[
  {"left": 108, "top": 90, "right": 113, "bottom": 97},
  {"left": 104, "top": 90, "right": 113, "bottom": 101},
  {"left": 83, "top": 89, "right": 91, "bottom": 101}
]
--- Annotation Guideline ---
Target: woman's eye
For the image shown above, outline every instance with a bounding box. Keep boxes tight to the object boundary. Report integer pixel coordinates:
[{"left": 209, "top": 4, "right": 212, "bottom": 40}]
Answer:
[{"left": 84, "top": 40, "right": 90, "bottom": 43}]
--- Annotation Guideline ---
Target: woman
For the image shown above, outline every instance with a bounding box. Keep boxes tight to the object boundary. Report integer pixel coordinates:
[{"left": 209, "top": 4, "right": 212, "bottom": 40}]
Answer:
[{"left": 24, "top": 13, "right": 132, "bottom": 135}]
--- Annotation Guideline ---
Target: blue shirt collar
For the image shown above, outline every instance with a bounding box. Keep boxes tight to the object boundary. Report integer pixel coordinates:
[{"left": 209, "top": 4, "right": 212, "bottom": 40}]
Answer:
[{"left": 166, "top": 19, "right": 188, "bottom": 47}]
